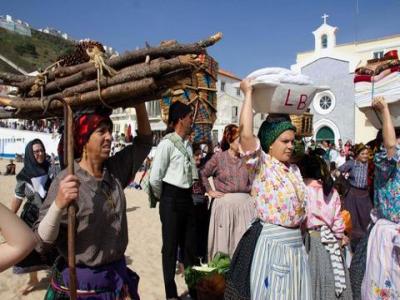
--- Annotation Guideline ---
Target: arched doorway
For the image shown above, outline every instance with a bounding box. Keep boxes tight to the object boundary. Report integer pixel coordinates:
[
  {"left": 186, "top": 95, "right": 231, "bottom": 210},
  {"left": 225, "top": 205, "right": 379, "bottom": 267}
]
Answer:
[{"left": 316, "top": 126, "right": 335, "bottom": 143}]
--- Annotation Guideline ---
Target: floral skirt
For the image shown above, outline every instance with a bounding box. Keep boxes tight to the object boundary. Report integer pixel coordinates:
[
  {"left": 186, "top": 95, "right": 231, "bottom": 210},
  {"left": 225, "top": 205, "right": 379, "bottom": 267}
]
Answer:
[{"left": 361, "top": 219, "right": 400, "bottom": 299}]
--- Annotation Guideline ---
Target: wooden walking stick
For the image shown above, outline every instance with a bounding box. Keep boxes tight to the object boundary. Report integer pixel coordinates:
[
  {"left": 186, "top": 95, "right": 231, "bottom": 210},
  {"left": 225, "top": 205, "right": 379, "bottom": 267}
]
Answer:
[{"left": 47, "top": 98, "right": 77, "bottom": 300}]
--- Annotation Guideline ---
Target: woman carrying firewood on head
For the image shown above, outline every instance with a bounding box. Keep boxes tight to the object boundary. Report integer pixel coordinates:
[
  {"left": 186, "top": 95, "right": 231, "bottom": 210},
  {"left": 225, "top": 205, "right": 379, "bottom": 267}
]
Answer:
[{"left": 33, "top": 103, "right": 152, "bottom": 299}]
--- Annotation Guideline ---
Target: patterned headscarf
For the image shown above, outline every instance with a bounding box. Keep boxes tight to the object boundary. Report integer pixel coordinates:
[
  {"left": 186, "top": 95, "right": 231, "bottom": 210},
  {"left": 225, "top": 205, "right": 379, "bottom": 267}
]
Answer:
[
  {"left": 73, "top": 113, "right": 112, "bottom": 158},
  {"left": 257, "top": 120, "right": 296, "bottom": 153}
]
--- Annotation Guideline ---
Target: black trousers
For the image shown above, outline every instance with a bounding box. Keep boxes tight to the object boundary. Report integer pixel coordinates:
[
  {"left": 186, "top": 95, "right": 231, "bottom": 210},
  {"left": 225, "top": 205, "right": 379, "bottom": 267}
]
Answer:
[
  {"left": 193, "top": 196, "right": 210, "bottom": 263},
  {"left": 159, "top": 182, "right": 197, "bottom": 298}
]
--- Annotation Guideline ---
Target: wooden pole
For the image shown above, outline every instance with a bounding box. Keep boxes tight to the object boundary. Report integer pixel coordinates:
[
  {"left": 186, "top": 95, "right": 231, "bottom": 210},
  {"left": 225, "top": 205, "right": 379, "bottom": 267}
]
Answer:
[{"left": 49, "top": 98, "right": 77, "bottom": 300}]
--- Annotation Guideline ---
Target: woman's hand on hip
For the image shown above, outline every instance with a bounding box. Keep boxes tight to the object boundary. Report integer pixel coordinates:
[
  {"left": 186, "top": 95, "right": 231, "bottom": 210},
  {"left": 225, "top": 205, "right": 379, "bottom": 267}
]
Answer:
[
  {"left": 55, "top": 175, "right": 80, "bottom": 209},
  {"left": 208, "top": 190, "right": 225, "bottom": 199}
]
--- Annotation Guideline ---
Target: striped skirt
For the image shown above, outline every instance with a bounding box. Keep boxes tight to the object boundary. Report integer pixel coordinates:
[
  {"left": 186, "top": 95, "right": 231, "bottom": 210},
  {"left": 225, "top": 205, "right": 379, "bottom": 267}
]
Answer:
[{"left": 250, "top": 223, "right": 312, "bottom": 300}]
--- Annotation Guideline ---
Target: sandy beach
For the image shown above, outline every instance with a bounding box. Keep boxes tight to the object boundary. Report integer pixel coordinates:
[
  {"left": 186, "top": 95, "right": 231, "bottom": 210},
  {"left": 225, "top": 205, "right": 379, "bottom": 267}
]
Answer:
[{"left": 0, "top": 159, "right": 188, "bottom": 300}]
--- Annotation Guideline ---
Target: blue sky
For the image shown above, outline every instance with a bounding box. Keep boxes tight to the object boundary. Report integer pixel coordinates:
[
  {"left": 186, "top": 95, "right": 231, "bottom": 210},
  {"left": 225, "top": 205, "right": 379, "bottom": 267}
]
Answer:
[{"left": 3, "top": 0, "right": 400, "bottom": 77}]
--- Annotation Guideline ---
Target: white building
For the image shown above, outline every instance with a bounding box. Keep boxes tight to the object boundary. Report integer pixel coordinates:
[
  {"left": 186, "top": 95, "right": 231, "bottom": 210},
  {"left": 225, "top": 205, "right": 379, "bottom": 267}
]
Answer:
[
  {"left": 212, "top": 69, "right": 264, "bottom": 142},
  {"left": 0, "top": 15, "right": 31, "bottom": 36},
  {"left": 38, "top": 27, "right": 73, "bottom": 41},
  {"left": 292, "top": 14, "right": 400, "bottom": 144}
]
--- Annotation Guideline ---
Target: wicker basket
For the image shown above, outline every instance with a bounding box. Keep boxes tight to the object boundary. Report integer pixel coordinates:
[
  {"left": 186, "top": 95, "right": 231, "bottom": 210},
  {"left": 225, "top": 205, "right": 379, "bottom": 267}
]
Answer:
[
  {"left": 159, "top": 54, "right": 218, "bottom": 144},
  {"left": 196, "top": 273, "right": 226, "bottom": 300},
  {"left": 290, "top": 112, "right": 313, "bottom": 137}
]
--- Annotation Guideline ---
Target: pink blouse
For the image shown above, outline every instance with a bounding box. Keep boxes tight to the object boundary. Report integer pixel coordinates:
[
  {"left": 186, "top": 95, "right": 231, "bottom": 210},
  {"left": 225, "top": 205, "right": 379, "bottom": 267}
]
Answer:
[
  {"left": 200, "top": 150, "right": 252, "bottom": 193},
  {"left": 305, "top": 179, "right": 345, "bottom": 239}
]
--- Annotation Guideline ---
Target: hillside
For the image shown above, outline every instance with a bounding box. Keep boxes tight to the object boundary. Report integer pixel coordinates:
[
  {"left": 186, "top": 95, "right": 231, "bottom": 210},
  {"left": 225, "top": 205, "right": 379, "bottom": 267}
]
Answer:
[{"left": 0, "top": 28, "right": 75, "bottom": 74}]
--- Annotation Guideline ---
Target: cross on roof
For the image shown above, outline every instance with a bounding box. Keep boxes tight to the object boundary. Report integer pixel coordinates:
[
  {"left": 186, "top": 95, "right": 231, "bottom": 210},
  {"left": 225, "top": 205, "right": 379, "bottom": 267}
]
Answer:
[{"left": 322, "top": 13, "right": 329, "bottom": 24}]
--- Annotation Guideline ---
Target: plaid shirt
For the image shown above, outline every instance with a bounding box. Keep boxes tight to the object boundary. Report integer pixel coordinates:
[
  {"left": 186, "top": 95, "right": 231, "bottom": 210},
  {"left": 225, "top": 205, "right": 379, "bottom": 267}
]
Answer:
[{"left": 338, "top": 159, "right": 368, "bottom": 189}]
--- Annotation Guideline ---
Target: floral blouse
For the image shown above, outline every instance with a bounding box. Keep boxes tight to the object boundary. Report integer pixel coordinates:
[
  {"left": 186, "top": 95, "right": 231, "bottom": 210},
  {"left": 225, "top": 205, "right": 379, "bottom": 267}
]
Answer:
[
  {"left": 241, "top": 141, "right": 307, "bottom": 227},
  {"left": 304, "top": 179, "right": 345, "bottom": 239},
  {"left": 374, "top": 145, "right": 400, "bottom": 224}
]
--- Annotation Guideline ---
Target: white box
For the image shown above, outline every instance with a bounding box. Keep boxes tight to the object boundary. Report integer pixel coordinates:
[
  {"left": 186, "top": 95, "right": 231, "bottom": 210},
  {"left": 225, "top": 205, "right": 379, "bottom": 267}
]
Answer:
[
  {"left": 251, "top": 82, "right": 328, "bottom": 115},
  {"left": 359, "top": 102, "right": 400, "bottom": 129}
]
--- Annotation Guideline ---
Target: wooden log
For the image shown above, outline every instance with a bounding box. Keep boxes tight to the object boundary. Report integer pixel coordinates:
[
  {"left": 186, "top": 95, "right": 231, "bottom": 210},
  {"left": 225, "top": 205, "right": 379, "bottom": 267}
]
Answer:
[
  {"left": 16, "top": 32, "right": 222, "bottom": 91},
  {"left": 0, "top": 72, "right": 32, "bottom": 85},
  {"left": 30, "top": 55, "right": 198, "bottom": 97},
  {"left": 108, "top": 32, "right": 222, "bottom": 70},
  {"left": 12, "top": 66, "right": 193, "bottom": 107},
  {"left": 0, "top": 78, "right": 157, "bottom": 112},
  {"left": 0, "top": 69, "right": 194, "bottom": 119}
]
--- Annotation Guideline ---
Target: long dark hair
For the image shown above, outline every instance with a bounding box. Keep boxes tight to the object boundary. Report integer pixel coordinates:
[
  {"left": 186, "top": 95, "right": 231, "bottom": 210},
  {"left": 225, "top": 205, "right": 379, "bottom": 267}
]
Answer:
[{"left": 298, "top": 152, "right": 334, "bottom": 197}]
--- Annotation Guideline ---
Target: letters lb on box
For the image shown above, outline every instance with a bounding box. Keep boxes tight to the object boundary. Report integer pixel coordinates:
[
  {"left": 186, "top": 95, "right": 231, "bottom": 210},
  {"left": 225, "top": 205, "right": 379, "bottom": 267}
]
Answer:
[
  {"left": 359, "top": 102, "right": 400, "bottom": 129},
  {"left": 251, "top": 82, "right": 328, "bottom": 115}
]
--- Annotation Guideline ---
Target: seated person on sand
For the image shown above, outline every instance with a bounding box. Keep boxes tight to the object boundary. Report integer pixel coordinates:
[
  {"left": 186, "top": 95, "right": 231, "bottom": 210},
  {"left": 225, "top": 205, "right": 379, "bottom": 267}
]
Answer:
[{"left": 5, "top": 160, "right": 16, "bottom": 175}]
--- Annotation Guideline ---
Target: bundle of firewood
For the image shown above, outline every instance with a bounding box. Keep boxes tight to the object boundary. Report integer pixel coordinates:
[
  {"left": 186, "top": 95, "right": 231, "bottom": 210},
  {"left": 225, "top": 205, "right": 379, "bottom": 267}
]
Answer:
[{"left": 0, "top": 33, "right": 222, "bottom": 123}]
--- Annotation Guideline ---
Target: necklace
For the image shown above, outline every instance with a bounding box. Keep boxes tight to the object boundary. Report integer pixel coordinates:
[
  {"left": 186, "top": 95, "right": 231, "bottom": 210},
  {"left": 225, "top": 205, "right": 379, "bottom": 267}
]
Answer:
[{"left": 102, "top": 189, "right": 116, "bottom": 211}]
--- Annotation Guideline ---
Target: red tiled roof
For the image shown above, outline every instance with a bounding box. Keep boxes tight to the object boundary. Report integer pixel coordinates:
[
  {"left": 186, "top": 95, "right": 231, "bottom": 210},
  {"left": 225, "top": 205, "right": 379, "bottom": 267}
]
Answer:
[{"left": 218, "top": 68, "right": 241, "bottom": 81}]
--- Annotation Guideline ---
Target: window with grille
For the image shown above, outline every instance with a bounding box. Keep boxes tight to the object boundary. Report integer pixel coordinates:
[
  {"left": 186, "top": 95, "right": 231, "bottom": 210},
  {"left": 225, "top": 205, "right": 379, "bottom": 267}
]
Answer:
[{"left": 319, "top": 96, "right": 332, "bottom": 110}]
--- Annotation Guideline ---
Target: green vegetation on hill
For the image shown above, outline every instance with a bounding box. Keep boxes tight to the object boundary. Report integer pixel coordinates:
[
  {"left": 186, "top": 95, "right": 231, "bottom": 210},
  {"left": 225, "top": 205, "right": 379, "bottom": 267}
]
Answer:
[
  {"left": 0, "top": 28, "right": 75, "bottom": 73},
  {"left": 0, "top": 59, "right": 20, "bottom": 74}
]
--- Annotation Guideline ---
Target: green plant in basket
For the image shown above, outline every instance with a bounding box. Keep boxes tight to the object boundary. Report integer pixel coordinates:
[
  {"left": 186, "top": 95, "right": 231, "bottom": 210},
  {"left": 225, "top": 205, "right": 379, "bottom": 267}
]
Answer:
[{"left": 184, "top": 252, "right": 230, "bottom": 289}]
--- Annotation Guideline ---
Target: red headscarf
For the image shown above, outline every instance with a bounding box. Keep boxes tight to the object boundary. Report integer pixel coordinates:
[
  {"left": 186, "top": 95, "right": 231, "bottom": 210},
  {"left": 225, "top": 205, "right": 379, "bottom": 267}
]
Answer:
[
  {"left": 74, "top": 113, "right": 112, "bottom": 158},
  {"left": 58, "top": 112, "right": 112, "bottom": 167}
]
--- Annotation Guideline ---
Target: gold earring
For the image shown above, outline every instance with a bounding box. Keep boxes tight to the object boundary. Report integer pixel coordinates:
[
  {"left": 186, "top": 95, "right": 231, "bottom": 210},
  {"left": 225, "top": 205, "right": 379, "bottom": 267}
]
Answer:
[{"left": 83, "top": 146, "right": 88, "bottom": 160}]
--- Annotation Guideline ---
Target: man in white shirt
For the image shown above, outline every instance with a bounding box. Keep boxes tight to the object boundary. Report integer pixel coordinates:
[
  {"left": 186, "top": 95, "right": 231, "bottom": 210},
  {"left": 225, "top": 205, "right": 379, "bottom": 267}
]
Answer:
[
  {"left": 150, "top": 101, "right": 198, "bottom": 300},
  {"left": 329, "top": 143, "right": 339, "bottom": 163}
]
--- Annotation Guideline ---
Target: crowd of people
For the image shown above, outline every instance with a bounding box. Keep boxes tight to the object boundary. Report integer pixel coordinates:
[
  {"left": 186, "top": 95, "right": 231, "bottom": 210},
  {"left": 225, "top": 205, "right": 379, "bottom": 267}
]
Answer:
[
  {"left": 0, "top": 120, "right": 60, "bottom": 134},
  {"left": 0, "top": 79, "right": 398, "bottom": 299}
]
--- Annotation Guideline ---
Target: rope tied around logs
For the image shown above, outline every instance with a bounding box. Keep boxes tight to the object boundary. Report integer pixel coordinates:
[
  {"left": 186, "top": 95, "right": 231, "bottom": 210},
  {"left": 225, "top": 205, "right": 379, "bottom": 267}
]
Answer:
[
  {"left": 29, "top": 60, "right": 63, "bottom": 108},
  {"left": 184, "top": 84, "right": 218, "bottom": 111},
  {"left": 29, "top": 72, "right": 47, "bottom": 96},
  {"left": 86, "top": 47, "right": 118, "bottom": 109}
]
